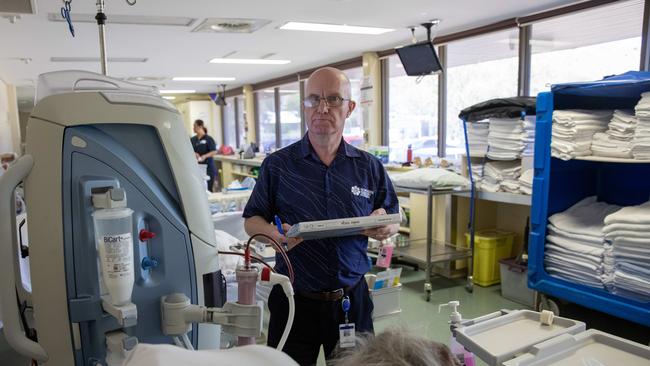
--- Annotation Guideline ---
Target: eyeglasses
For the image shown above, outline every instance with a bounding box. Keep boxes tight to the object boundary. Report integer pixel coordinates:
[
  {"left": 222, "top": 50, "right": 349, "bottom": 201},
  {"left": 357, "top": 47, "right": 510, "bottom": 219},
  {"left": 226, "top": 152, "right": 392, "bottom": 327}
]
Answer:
[{"left": 303, "top": 95, "right": 351, "bottom": 108}]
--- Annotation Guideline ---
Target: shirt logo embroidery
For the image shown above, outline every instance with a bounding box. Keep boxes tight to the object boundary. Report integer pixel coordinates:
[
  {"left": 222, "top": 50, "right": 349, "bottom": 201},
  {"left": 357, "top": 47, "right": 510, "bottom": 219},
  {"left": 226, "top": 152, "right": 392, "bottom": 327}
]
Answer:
[{"left": 351, "top": 186, "right": 373, "bottom": 199}]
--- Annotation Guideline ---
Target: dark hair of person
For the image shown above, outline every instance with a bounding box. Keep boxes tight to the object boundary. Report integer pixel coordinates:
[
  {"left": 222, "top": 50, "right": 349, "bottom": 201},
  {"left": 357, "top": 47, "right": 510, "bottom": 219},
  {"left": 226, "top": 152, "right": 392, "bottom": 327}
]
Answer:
[{"left": 194, "top": 119, "right": 207, "bottom": 134}]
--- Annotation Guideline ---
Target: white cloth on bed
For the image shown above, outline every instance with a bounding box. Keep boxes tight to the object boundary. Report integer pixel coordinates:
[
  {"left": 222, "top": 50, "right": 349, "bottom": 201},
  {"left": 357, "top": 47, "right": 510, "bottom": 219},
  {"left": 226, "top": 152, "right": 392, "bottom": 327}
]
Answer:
[{"left": 391, "top": 168, "right": 469, "bottom": 190}]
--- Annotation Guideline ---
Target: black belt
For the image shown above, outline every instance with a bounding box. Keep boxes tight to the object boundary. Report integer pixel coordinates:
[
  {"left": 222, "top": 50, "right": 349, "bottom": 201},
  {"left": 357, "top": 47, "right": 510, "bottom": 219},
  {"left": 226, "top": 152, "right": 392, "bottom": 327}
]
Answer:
[{"left": 297, "top": 279, "right": 361, "bottom": 302}]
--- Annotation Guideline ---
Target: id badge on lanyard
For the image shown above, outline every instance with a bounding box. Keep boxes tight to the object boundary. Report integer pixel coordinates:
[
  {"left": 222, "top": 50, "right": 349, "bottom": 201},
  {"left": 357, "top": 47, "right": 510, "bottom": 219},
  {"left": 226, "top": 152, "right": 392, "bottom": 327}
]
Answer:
[{"left": 339, "top": 296, "right": 355, "bottom": 348}]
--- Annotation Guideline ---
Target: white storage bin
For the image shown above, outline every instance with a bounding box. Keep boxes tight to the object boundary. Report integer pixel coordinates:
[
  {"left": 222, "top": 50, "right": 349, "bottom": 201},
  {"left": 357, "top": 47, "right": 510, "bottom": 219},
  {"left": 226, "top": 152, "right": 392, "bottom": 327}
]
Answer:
[{"left": 370, "top": 283, "right": 402, "bottom": 319}]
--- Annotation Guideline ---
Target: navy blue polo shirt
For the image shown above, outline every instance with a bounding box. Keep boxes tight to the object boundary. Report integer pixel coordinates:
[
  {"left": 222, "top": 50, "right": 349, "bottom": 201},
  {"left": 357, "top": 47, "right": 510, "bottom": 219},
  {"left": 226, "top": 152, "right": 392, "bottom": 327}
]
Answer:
[{"left": 243, "top": 134, "right": 399, "bottom": 292}]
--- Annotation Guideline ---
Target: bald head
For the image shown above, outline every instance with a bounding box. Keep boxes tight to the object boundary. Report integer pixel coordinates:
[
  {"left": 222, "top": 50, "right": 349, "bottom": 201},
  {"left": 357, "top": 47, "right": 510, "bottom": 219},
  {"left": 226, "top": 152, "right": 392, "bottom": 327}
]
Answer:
[
  {"left": 306, "top": 67, "right": 352, "bottom": 99},
  {"left": 303, "top": 67, "right": 356, "bottom": 143}
]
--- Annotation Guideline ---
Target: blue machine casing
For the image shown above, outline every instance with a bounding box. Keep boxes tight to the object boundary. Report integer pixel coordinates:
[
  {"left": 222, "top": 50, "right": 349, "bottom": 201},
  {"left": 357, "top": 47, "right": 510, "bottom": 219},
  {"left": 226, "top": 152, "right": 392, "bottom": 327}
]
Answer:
[
  {"left": 528, "top": 71, "right": 650, "bottom": 326},
  {"left": 61, "top": 124, "right": 199, "bottom": 365}
]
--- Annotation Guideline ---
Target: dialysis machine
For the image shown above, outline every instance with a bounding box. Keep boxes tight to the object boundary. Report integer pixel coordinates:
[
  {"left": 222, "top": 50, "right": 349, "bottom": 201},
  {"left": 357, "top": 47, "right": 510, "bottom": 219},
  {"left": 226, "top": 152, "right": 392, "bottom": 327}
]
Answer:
[{"left": 0, "top": 71, "right": 267, "bottom": 365}]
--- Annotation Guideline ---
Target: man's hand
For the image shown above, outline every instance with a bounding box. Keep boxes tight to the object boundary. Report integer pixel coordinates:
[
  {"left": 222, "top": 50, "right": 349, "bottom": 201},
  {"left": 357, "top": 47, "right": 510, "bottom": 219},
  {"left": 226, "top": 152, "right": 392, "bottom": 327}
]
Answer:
[
  {"left": 279, "top": 223, "right": 303, "bottom": 251},
  {"left": 362, "top": 208, "right": 399, "bottom": 241}
]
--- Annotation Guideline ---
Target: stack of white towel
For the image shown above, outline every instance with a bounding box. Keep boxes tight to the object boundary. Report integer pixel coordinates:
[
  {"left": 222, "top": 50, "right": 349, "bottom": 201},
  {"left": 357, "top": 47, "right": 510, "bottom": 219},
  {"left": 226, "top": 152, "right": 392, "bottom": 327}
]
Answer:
[
  {"left": 469, "top": 164, "right": 484, "bottom": 190},
  {"left": 602, "top": 201, "right": 650, "bottom": 301},
  {"left": 521, "top": 116, "right": 536, "bottom": 157},
  {"left": 632, "top": 92, "right": 650, "bottom": 160},
  {"left": 487, "top": 118, "right": 526, "bottom": 160},
  {"left": 518, "top": 169, "right": 533, "bottom": 195},
  {"left": 544, "top": 197, "right": 620, "bottom": 289},
  {"left": 551, "top": 110, "right": 613, "bottom": 160},
  {"left": 591, "top": 110, "right": 636, "bottom": 158},
  {"left": 482, "top": 161, "right": 520, "bottom": 193},
  {"left": 467, "top": 122, "right": 489, "bottom": 156}
]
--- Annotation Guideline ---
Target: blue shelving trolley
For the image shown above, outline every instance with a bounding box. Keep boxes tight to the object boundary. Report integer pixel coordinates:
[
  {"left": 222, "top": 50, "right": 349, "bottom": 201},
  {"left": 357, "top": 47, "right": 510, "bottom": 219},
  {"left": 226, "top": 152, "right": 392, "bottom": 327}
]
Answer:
[{"left": 528, "top": 72, "right": 650, "bottom": 326}]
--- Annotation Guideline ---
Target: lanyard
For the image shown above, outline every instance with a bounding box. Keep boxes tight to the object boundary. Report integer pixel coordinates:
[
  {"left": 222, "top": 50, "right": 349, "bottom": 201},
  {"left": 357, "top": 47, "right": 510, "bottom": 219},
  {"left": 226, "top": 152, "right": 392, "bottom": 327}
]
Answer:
[{"left": 341, "top": 296, "right": 351, "bottom": 324}]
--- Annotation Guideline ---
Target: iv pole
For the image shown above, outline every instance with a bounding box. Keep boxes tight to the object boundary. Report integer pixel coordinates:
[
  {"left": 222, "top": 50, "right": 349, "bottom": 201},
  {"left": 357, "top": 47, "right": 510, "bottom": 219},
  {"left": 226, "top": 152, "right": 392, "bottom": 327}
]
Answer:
[{"left": 95, "top": 0, "right": 108, "bottom": 75}]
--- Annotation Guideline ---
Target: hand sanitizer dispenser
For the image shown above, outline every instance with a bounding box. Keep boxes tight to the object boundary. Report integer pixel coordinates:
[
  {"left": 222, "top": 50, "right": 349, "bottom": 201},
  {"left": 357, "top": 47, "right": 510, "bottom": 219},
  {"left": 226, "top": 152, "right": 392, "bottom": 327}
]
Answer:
[{"left": 439, "top": 301, "right": 475, "bottom": 366}]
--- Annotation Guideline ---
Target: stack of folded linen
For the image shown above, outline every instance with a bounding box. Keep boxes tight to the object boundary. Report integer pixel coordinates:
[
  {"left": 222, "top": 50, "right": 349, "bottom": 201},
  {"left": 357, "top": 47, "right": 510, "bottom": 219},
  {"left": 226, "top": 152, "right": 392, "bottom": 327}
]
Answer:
[
  {"left": 521, "top": 116, "right": 536, "bottom": 157},
  {"left": 551, "top": 110, "right": 612, "bottom": 160},
  {"left": 544, "top": 196, "right": 619, "bottom": 288},
  {"left": 467, "top": 122, "right": 489, "bottom": 156},
  {"left": 483, "top": 161, "right": 520, "bottom": 193},
  {"left": 602, "top": 201, "right": 650, "bottom": 301},
  {"left": 487, "top": 118, "right": 526, "bottom": 160},
  {"left": 518, "top": 169, "right": 533, "bottom": 195},
  {"left": 469, "top": 164, "right": 484, "bottom": 190},
  {"left": 591, "top": 110, "right": 636, "bottom": 158},
  {"left": 632, "top": 92, "right": 650, "bottom": 160}
]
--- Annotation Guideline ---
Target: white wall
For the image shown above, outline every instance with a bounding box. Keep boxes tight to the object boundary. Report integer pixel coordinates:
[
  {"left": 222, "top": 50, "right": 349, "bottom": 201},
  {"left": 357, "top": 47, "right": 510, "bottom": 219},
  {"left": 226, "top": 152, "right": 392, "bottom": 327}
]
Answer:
[
  {"left": 175, "top": 100, "right": 222, "bottom": 144},
  {"left": 0, "top": 79, "right": 21, "bottom": 155}
]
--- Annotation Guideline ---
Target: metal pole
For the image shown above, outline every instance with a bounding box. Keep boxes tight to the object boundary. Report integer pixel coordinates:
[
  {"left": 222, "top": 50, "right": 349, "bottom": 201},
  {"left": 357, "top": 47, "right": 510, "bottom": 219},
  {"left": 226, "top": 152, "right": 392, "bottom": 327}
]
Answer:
[
  {"left": 518, "top": 25, "right": 532, "bottom": 97},
  {"left": 425, "top": 185, "right": 433, "bottom": 301},
  {"left": 641, "top": 0, "right": 650, "bottom": 71},
  {"left": 96, "top": 0, "right": 108, "bottom": 75}
]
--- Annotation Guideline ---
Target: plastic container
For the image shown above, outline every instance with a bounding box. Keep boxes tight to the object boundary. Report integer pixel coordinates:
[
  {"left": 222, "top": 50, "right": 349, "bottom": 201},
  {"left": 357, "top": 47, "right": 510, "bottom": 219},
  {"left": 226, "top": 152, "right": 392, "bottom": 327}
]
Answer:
[
  {"left": 370, "top": 283, "right": 402, "bottom": 319},
  {"left": 528, "top": 73, "right": 650, "bottom": 326},
  {"left": 499, "top": 258, "right": 535, "bottom": 307},
  {"left": 503, "top": 329, "right": 650, "bottom": 366},
  {"left": 466, "top": 229, "right": 515, "bottom": 286},
  {"left": 236, "top": 266, "right": 258, "bottom": 346},
  {"left": 455, "top": 310, "right": 586, "bottom": 366},
  {"left": 93, "top": 208, "right": 135, "bottom": 306}
]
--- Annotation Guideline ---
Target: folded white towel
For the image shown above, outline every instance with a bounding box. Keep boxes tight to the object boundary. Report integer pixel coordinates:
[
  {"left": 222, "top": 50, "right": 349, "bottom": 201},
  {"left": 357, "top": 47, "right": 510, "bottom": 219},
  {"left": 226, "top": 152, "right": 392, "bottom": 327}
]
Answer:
[
  {"left": 548, "top": 196, "right": 620, "bottom": 238},
  {"left": 545, "top": 239, "right": 605, "bottom": 257},
  {"left": 547, "top": 224, "right": 604, "bottom": 245},
  {"left": 604, "top": 201, "right": 650, "bottom": 225}
]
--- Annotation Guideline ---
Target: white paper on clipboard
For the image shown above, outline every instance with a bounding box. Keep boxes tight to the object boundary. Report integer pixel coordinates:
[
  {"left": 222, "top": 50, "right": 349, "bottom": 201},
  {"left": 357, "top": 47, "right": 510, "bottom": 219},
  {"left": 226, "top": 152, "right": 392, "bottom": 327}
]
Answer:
[{"left": 285, "top": 213, "right": 401, "bottom": 240}]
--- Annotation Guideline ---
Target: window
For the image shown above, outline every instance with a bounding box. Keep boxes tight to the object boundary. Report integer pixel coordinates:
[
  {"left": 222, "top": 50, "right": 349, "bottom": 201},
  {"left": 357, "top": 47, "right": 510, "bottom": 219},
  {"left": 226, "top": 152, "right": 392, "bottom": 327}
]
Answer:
[
  {"left": 530, "top": 0, "right": 643, "bottom": 95},
  {"left": 223, "top": 97, "right": 236, "bottom": 148},
  {"left": 343, "top": 67, "right": 364, "bottom": 147},
  {"left": 236, "top": 96, "right": 246, "bottom": 147},
  {"left": 279, "top": 82, "right": 302, "bottom": 147},
  {"left": 446, "top": 29, "right": 519, "bottom": 156},
  {"left": 387, "top": 54, "right": 439, "bottom": 162},
  {"left": 256, "top": 90, "right": 276, "bottom": 151}
]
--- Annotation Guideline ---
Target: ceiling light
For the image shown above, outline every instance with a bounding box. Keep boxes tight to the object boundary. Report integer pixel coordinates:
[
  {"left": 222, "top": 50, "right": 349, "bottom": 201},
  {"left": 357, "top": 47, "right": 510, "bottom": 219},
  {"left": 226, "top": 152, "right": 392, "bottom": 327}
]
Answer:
[
  {"left": 51, "top": 57, "right": 148, "bottom": 63},
  {"left": 209, "top": 58, "right": 290, "bottom": 65},
  {"left": 280, "top": 21, "right": 393, "bottom": 35},
  {"left": 48, "top": 13, "right": 196, "bottom": 26},
  {"left": 160, "top": 90, "right": 195, "bottom": 94},
  {"left": 172, "top": 77, "right": 236, "bottom": 82},
  {"left": 163, "top": 96, "right": 176, "bottom": 100}
]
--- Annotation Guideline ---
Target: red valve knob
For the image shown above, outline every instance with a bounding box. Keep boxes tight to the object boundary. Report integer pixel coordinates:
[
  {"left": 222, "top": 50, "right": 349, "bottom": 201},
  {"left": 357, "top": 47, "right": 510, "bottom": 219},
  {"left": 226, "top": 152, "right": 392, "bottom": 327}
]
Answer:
[
  {"left": 261, "top": 266, "right": 271, "bottom": 281},
  {"left": 139, "top": 229, "right": 156, "bottom": 242}
]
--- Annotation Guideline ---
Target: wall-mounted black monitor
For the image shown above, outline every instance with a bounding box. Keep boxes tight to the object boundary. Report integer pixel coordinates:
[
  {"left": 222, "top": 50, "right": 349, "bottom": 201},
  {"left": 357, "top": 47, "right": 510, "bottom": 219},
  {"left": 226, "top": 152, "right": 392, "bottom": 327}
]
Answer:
[{"left": 395, "top": 41, "right": 442, "bottom": 76}]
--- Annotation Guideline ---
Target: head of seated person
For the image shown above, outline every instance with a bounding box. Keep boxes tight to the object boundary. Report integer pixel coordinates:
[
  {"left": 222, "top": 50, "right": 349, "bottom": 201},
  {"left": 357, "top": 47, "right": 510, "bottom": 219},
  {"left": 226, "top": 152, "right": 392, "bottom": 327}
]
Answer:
[{"left": 332, "top": 326, "right": 461, "bottom": 366}]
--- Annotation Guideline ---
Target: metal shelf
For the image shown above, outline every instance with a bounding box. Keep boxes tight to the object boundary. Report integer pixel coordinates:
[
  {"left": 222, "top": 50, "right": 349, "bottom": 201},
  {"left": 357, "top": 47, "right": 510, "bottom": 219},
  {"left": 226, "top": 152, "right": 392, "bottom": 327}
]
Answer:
[
  {"left": 231, "top": 171, "right": 257, "bottom": 179},
  {"left": 573, "top": 156, "right": 650, "bottom": 164},
  {"left": 453, "top": 190, "right": 531, "bottom": 206},
  {"left": 390, "top": 238, "right": 471, "bottom": 265}
]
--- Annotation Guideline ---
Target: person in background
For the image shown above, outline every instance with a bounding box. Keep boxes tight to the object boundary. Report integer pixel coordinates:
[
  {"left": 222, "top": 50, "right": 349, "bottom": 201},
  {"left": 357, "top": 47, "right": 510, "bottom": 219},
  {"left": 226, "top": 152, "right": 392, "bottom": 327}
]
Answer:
[
  {"left": 190, "top": 119, "right": 218, "bottom": 192},
  {"left": 333, "top": 327, "right": 461, "bottom": 366}
]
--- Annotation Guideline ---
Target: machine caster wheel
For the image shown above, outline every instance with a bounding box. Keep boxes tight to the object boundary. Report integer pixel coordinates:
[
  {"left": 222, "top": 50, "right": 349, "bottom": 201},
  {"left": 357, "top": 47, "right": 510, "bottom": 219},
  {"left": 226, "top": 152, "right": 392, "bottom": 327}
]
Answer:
[
  {"left": 424, "top": 282, "right": 432, "bottom": 302},
  {"left": 465, "top": 281, "right": 474, "bottom": 293},
  {"left": 537, "top": 294, "right": 560, "bottom": 316}
]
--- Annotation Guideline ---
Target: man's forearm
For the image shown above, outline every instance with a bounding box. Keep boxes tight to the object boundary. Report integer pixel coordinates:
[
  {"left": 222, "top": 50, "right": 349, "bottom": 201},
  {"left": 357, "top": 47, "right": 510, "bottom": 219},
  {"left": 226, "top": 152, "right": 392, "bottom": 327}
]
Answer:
[{"left": 244, "top": 216, "right": 280, "bottom": 242}]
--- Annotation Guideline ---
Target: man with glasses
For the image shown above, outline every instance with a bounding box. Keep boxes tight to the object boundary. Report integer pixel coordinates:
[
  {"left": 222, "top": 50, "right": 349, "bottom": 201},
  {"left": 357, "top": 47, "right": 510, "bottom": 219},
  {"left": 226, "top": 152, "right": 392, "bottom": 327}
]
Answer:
[{"left": 243, "top": 67, "right": 399, "bottom": 365}]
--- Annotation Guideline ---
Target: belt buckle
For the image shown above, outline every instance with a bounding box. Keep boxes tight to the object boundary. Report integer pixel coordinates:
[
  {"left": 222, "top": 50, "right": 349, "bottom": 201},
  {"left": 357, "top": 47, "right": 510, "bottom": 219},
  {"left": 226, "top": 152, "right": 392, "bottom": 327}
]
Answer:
[{"left": 330, "top": 288, "right": 344, "bottom": 300}]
